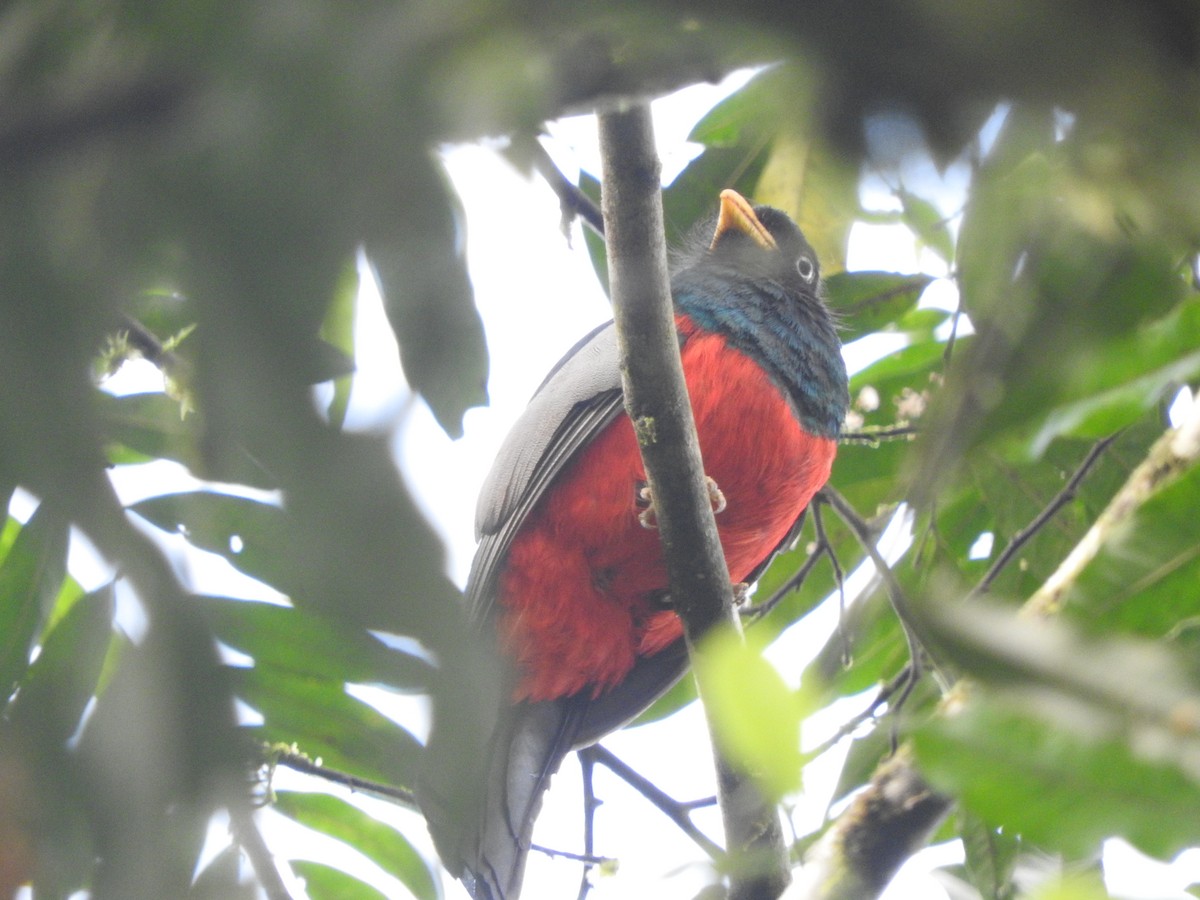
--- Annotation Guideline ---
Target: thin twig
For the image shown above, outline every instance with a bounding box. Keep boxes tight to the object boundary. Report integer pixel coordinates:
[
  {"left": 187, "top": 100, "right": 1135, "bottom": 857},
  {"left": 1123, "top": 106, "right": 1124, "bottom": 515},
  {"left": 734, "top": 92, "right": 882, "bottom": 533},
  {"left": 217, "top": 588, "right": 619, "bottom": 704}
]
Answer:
[
  {"left": 530, "top": 844, "right": 609, "bottom": 866},
  {"left": 801, "top": 667, "right": 913, "bottom": 763},
  {"left": 972, "top": 432, "right": 1120, "bottom": 597},
  {"left": 820, "top": 485, "right": 943, "bottom": 691},
  {"left": 516, "top": 134, "right": 606, "bottom": 238},
  {"left": 811, "top": 502, "right": 849, "bottom": 666},
  {"left": 229, "top": 804, "right": 293, "bottom": 900},
  {"left": 582, "top": 745, "right": 724, "bottom": 860},
  {"left": 576, "top": 748, "right": 600, "bottom": 900},
  {"left": 839, "top": 425, "right": 919, "bottom": 444},
  {"left": 269, "top": 749, "right": 417, "bottom": 808},
  {"left": 119, "top": 313, "right": 185, "bottom": 374},
  {"left": 744, "top": 537, "right": 826, "bottom": 623}
]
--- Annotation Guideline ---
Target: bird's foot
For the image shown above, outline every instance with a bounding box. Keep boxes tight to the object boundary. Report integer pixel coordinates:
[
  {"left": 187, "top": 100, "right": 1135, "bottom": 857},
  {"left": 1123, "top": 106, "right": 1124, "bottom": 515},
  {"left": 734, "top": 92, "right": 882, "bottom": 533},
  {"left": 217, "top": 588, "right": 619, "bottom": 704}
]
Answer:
[
  {"left": 637, "top": 476, "right": 727, "bottom": 529},
  {"left": 706, "top": 476, "right": 727, "bottom": 515},
  {"left": 732, "top": 582, "right": 749, "bottom": 606}
]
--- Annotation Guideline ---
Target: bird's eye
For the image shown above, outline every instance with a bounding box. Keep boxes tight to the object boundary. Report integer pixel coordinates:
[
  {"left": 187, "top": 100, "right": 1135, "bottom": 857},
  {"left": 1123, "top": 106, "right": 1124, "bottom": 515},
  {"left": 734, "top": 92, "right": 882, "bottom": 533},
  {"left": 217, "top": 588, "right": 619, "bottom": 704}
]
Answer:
[{"left": 796, "top": 255, "right": 817, "bottom": 282}]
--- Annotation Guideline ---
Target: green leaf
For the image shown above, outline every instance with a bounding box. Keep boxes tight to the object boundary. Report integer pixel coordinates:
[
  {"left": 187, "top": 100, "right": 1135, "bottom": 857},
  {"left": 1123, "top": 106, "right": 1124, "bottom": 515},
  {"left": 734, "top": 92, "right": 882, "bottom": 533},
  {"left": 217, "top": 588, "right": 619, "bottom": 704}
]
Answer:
[
  {"left": 320, "top": 259, "right": 359, "bottom": 429},
  {"left": 369, "top": 157, "right": 487, "bottom": 439},
  {"left": 96, "top": 392, "right": 276, "bottom": 488},
  {"left": 0, "top": 503, "right": 69, "bottom": 704},
  {"left": 914, "top": 601, "right": 1200, "bottom": 859},
  {"left": 959, "top": 810, "right": 1019, "bottom": 900},
  {"left": 897, "top": 188, "right": 955, "bottom": 263},
  {"left": 130, "top": 492, "right": 293, "bottom": 596},
  {"left": 291, "top": 860, "right": 390, "bottom": 900},
  {"left": 189, "top": 846, "right": 256, "bottom": 899},
  {"left": 274, "top": 791, "right": 440, "bottom": 900},
  {"left": 1029, "top": 350, "right": 1200, "bottom": 457},
  {"left": 194, "top": 596, "right": 432, "bottom": 691},
  {"left": 823, "top": 271, "right": 934, "bottom": 344},
  {"left": 693, "top": 628, "right": 814, "bottom": 799},
  {"left": 1065, "top": 455, "right": 1200, "bottom": 642},
  {"left": 916, "top": 693, "right": 1200, "bottom": 861},
  {"left": 234, "top": 665, "right": 422, "bottom": 790},
  {"left": 7, "top": 586, "right": 114, "bottom": 746},
  {"left": 579, "top": 170, "right": 609, "bottom": 296}
]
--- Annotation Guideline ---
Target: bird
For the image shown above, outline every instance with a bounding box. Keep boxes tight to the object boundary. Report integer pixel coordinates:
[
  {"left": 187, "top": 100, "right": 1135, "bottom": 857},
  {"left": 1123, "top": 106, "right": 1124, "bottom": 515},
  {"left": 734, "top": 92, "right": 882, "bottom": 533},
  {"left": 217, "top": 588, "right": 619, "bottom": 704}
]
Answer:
[{"left": 419, "top": 188, "right": 849, "bottom": 900}]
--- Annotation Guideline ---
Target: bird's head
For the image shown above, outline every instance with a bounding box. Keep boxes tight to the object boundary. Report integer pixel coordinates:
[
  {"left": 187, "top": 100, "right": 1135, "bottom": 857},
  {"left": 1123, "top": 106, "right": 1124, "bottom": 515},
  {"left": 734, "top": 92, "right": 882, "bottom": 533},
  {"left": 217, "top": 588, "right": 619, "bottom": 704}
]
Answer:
[{"left": 697, "top": 188, "right": 821, "bottom": 295}]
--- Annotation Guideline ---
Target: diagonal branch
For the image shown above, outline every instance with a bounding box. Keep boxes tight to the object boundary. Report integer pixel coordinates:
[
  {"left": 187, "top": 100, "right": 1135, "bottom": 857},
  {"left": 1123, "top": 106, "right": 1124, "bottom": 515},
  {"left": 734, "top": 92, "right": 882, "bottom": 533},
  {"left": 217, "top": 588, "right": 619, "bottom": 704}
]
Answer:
[
  {"left": 1023, "top": 391, "right": 1200, "bottom": 618},
  {"left": 582, "top": 745, "right": 723, "bottom": 860},
  {"left": 267, "top": 747, "right": 417, "bottom": 807},
  {"left": 973, "top": 432, "right": 1120, "bottom": 598},
  {"left": 597, "top": 102, "right": 790, "bottom": 900},
  {"left": 230, "top": 804, "right": 293, "bottom": 900}
]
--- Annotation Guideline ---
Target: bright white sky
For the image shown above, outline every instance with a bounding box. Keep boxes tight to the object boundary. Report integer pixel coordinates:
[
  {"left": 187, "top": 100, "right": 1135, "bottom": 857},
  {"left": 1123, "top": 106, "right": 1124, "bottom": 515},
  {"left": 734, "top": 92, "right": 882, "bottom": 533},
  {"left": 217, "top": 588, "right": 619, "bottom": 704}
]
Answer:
[{"left": 21, "top": 67, "right": 1200, "bottom": 900}]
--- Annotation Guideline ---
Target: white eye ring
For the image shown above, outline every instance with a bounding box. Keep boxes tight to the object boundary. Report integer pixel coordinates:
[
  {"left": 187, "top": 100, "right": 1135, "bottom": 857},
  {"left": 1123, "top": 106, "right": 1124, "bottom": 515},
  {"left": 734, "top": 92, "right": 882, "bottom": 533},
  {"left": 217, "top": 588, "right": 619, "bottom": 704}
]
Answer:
[{"left": 796, "top": 255, "right": 817, "bottom": 282}]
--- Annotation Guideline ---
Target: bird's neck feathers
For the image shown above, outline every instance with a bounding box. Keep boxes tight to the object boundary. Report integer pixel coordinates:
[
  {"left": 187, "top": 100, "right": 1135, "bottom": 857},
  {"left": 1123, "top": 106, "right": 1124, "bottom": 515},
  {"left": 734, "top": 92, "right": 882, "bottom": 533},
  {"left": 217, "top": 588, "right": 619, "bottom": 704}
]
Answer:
[{"left": 671, "top": 269, "right": 848, "bottom": 440}]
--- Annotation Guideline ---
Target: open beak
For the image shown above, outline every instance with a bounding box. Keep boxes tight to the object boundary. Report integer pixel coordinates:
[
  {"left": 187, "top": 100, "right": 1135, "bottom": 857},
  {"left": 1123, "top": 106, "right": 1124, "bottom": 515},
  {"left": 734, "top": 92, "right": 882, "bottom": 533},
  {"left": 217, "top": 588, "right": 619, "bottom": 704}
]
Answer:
[{"left": 710, "top": 189, "right": 777, "bottom": 251}]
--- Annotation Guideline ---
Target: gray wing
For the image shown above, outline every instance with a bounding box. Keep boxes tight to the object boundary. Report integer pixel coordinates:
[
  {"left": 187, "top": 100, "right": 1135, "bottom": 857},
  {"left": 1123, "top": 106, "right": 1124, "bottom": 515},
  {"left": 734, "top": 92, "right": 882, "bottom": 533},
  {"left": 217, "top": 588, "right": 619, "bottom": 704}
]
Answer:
[{"left": 466, "top": 320, "right": 626, "bottom": 624}]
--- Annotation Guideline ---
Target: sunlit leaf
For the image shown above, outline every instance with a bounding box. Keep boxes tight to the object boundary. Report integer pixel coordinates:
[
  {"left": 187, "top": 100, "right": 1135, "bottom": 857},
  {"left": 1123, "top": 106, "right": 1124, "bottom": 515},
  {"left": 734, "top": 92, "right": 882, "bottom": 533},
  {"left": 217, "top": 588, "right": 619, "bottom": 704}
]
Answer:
[
  {"left": 195, "top": 596, "right": 432, "bottom": 691},
  {"left": 96, "top": 392, "right": 275, "bottom": 488},
  {"left": 693, "top": 628, "right": 814, "bottom": 799},
  {"left": 823, "top": 271, "right": 935, "bottom": 343},
  {"left": 959, "top": 809, "right": 1019, "bottom": 900},
  {"left": 6, "top": 586, "right": 114, "bottom": 746},
  {"left": 320, "top": 259, "right": 359, "bottom": 430},
  {"left": 0, "top": 504, "right": 69, "bottom": 704},
  {"left": 274, "top": 792, "right": 441, "bottom": 900},
  {"left": 291, "top": 860, "right": 390, "bottom": 900},
  {"left": 234, "top": 665, "right": 421, "bottom": 790},
  {"left": 1065, "top": 455, "right": 1200, "bottom": 643},
  {"left": 130, "top": 492, "right": 292, "bottom": 595},
  {"left": 897, "top": 188, "right": 955, "bottom": 263}
]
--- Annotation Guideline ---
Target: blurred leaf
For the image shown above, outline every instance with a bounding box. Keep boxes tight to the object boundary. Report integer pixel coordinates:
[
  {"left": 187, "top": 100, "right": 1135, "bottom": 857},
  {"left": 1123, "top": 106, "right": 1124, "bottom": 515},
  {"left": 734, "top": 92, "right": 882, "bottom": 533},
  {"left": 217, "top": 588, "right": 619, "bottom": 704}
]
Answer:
[
  {"left": 369, "top": 157, "right": 487, "bottom": 439},
  {"left": 959, "top": 809, "right": 1019, "bottom": 900},
  {"left": 1025, "top": 872, "right": 1111, "bottom": 900},
  {"left": 580, "top": 170, "right": 609, "bottom": 296},
  {"left": 291, "top": 860, "right": 390, "bottom": 900},
  {"left": 663, "top": 68, "right": 792, "bottom": 244},
  {"left": 97, "top": 392, "right": 276, "bottom": 489},
  {"left": 194, "top": 596, "right": 432, "bottom": 692},
  {"left": 0, "top": 503, "right": 69, "bottom": 704},
  {"left": 914, "top": 601, "right": 1200, "bottom": 859},
  {"left": 757, "top": 130, "right": 859, "bottom": 273},
  {"left": 7, "top": 586, "right": 114, "bottom": 746},
  {"left": 319, "top": 259, "right": 359, "bottom": 430},
  {"left": 130, "top": 492, "right": 293, "bottom": 596},
  {"left": 274, "top": 791, "right": 441, "bottom": 900},
  {"left": 897, "top": 188, "right": 955, "bottom": 263},
  {"left": 1064, "top": 455, "right": 1200, "bottom": 642},
  {"left": 234, "top": 665, "right": 421, "bottom": 790},
  {"left": 694, "top": 629, "right": 813, "bottom": 799},
  {"left": 189, "top": 846, "right": 255, "bottom": 900},
  {"left": 824, "top": 271, "right": 935, "bottom": 343},
  {"left": 916, "top": 693, "right": 1200, "bottom": 861}
]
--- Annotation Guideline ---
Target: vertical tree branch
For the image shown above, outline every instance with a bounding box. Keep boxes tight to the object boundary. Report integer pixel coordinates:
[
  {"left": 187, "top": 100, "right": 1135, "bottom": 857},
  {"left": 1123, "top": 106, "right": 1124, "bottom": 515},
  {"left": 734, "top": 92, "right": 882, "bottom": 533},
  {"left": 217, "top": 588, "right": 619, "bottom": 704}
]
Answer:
[{"left": 597, "top": 101, "right": 790, "bottom": 900}]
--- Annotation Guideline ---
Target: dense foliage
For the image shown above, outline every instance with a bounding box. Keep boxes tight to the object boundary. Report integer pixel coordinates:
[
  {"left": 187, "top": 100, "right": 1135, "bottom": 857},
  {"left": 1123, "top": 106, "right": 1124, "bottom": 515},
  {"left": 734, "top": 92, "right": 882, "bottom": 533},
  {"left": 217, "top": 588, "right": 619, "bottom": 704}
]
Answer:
[{"left": 2, "top": 3, "right": 1199, "bottom": 898}]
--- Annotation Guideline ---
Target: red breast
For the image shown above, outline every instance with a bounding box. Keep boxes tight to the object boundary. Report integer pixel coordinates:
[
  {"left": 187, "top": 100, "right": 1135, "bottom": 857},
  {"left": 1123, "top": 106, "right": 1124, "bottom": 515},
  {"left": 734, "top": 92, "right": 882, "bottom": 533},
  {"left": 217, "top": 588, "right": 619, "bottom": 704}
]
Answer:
[{"left": 497, "top": 314, "right": 837, "bottom": 702}]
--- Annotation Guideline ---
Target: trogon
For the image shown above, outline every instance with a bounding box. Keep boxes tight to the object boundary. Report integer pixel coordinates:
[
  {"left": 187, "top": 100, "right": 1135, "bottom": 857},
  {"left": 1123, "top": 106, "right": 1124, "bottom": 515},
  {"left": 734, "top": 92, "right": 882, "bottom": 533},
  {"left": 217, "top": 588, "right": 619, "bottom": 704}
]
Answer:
[{"left": 420, "top": 189, "right": 849, "bottom": 899}]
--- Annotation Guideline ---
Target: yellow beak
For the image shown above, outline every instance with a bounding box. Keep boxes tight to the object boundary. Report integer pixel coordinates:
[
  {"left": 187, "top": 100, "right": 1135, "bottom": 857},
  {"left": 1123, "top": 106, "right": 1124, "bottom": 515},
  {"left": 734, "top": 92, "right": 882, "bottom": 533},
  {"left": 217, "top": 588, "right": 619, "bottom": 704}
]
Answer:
[{"left": 710, "top": 189, "right": 777, "bottom": 251}]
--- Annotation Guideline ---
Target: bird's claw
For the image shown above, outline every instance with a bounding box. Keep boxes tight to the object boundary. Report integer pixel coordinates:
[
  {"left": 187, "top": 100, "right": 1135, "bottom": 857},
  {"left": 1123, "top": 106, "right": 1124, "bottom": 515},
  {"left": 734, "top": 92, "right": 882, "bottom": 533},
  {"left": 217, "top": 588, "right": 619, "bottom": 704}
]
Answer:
[
  {"left": 732, "top": 582, "right": 749, "bottom": 606},
  {"left": 636, "top": 476, "right": 726, "bottom": 529},
  {"left": 637, "top": 484, "right": 657, "bottom": 529},
  {"left": 706, "top": 476, "right": 727, "bottom": 515}
]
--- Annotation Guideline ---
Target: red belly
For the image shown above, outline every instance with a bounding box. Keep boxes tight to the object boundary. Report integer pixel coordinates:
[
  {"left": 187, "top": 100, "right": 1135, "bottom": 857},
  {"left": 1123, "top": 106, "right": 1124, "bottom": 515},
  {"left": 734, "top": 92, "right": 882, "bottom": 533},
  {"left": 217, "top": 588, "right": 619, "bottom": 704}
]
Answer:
[{"left": 497, "top": 322, "right": 837, "bottom": 702}]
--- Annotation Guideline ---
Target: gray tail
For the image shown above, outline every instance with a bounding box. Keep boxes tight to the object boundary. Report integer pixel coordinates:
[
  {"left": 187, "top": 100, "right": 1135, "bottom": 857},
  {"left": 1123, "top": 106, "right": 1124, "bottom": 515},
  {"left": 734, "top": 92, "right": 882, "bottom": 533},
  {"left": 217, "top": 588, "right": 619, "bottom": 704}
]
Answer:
[{"left": 421, "top": 700, "right": 580, "bottom": 900}]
